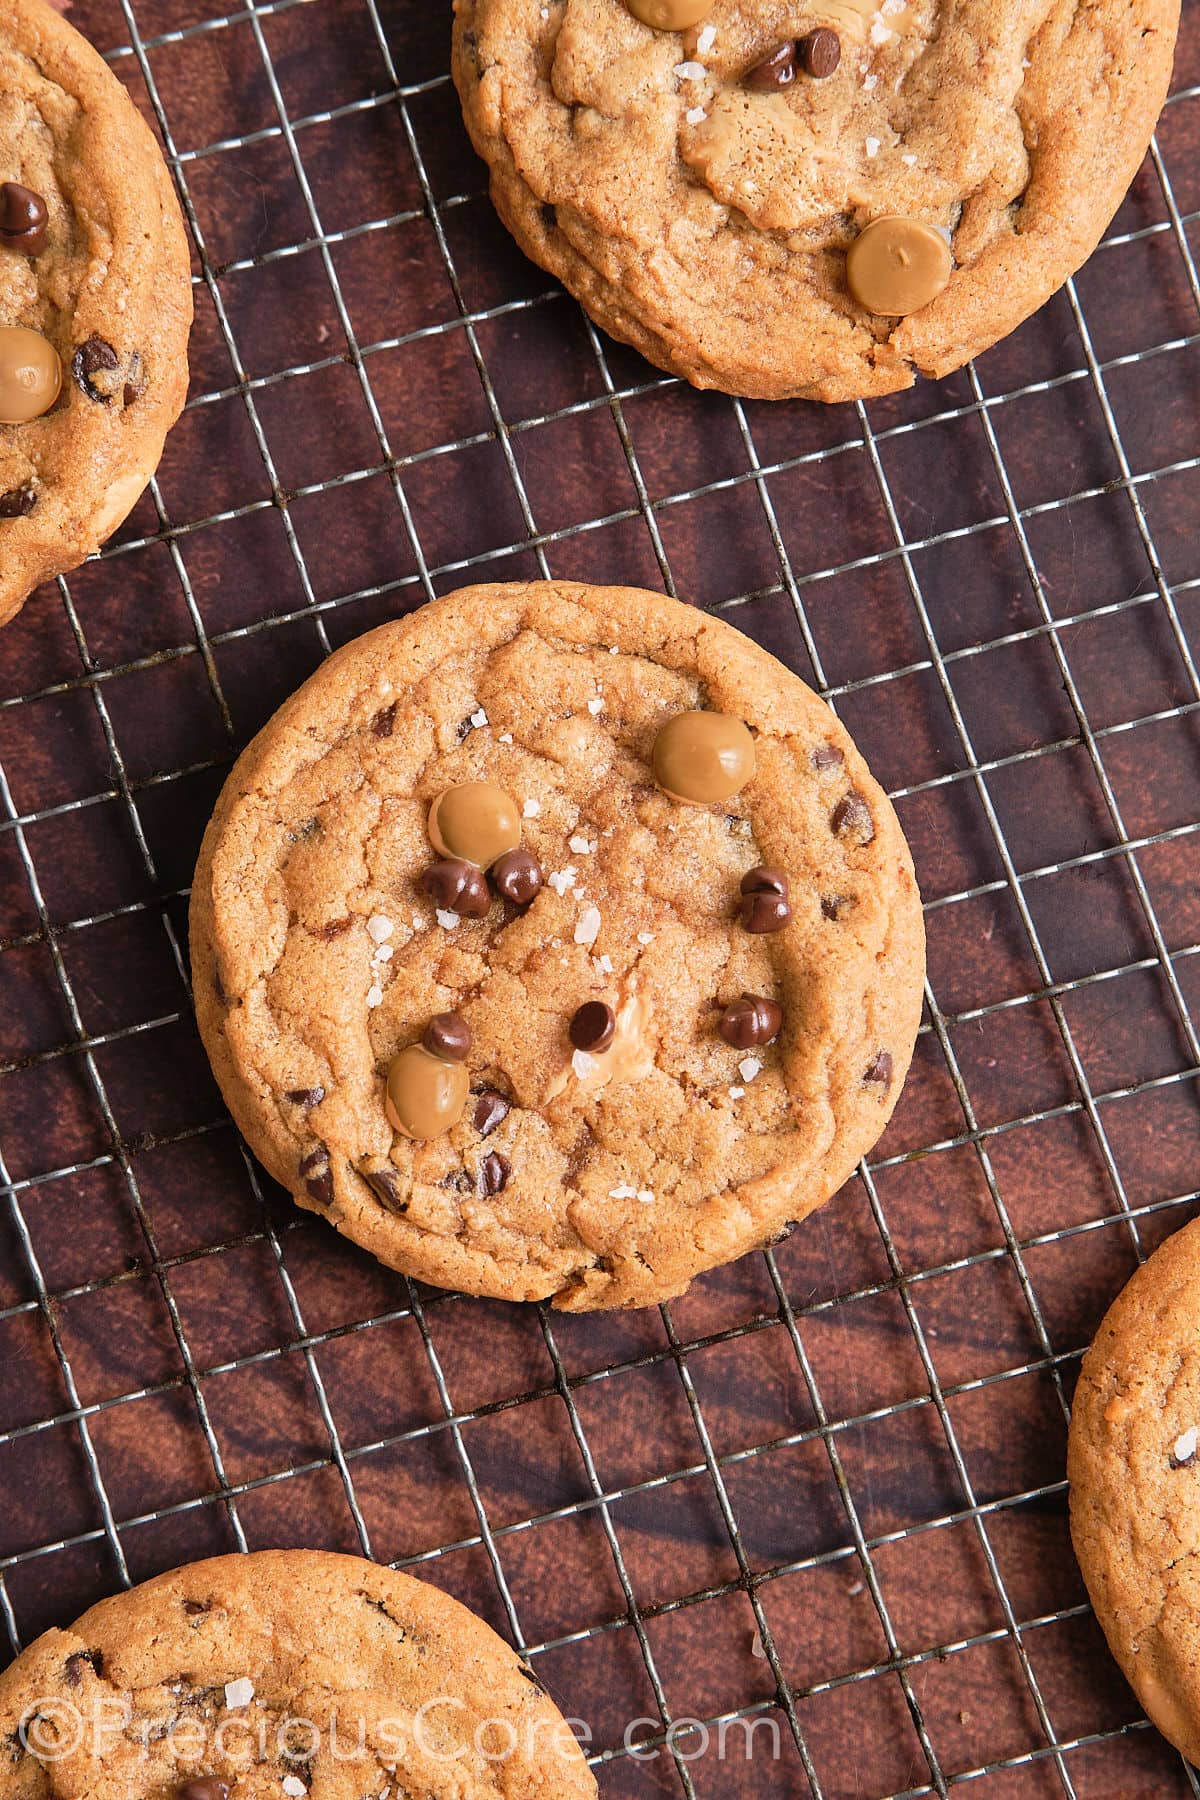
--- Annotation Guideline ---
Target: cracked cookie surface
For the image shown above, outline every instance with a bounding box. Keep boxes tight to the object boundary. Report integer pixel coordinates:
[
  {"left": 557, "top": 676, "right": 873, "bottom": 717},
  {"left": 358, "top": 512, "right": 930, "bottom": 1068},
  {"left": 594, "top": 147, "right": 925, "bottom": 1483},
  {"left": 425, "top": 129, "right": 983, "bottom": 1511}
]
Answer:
[
  {"left": 452, "top": 0, "right": 1178, "bottom": 401},
  {"left": 0, "top": 1550, "right": 595, "bottom": 1800},
  {"left": 190, "top": 581, "right": 924, "bottom": 1310},
  {"left": 1069, "top": 1218, "right": 1200, "bottom": 1768},
  {"left": 0, "top": 0, "right": 192, "bottom": 628}
]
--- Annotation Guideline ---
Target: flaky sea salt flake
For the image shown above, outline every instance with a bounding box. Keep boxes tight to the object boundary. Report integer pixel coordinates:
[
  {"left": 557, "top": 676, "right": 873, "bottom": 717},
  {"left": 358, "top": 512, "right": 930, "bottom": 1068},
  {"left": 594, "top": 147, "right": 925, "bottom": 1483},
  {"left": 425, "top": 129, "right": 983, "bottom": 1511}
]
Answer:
[
  {"left": 523, "top": 797, "right": 541, "bottom": 818},
  {"left": 470, "top": 707, "right": 488, "bottom": 728},
  {"left": 366, "top": 984, "right": 384, "bottom": 1009},
  {"left": 1174, "top": 1427, "right": 1199, "bottom": 1464},
  {"left": 548, "top": 867, "right": 578, "bottom": 896},
  {"left": 224, "top": 1678, "right": 254, "bottom": 1710},
  {"left": 569, "top": 835, "right": 594, "bottom": 854},
  {"left": 282, "top": 1780, "right": 307, "bottom": 1798},
  {"left": 575, "top": 905, "right": 602, "bottom": 946},
  {"left": 435, "top": 909, "right": 460, "bottom": 930},
  {"left": 609, "top": 1184, "right": 638, "bottom": 1199},
  {"left": 573, "top": 1049, "right": 596, "bottom": 1079},
  {"left": 739, "top": 1056, "right": 763, "bottom": 1082},
  {"left": 367, "top": 914, "right": 394, "bottom": 943},
  {"left": 697, "top": 23, "right": 717, "bottom": 52},
  {"left": 587, "top": 696, "right": 604, "bottom": 714},
  {"left": 674, "top": 59, "right": 705, "bottom": 78}
]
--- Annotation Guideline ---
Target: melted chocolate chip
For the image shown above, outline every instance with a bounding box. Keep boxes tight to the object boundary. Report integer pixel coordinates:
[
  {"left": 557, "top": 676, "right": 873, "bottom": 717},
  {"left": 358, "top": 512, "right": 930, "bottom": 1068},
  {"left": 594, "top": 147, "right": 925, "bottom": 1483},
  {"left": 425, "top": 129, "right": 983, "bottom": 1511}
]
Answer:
[
  {"left": 371, "top": 701, "right": 398, "bottom": 738},
  {"left": 480, "top": 1151, "right": 511, "bottom": 1196},
  {"left": 863, "top": 1050, "right": 893, "bottom": 1088},
  {"left": 63, "top": 1649, "right": 103, "bottom": 1687},
  {"left": 418, "top": 858, "right": 491, "bottom": 918},
  {"left": 422, "top": 1011, "right": 472, "bottom": 1062},
  {"left": 362, "top": 1167, "right": 407, "bottom": 1213},
  {"left": 314, "top": 916, "right": 353, "bottom": 940},
  {"left": 0, "top": 484, "right": 36, "bottom": 518},
  {"left": 718, "top": 994, "right": 783, "bottom": 1049},
  {"left": 491, "top": 847, "right": 543, "bottom": 907},
  {"left": 182, "top": 1599, "right": 210, "bottom": 1617},
  {"left": 299, "top": 1146, "right": 333, "bottom": 1207},
  {"left": 744, "top": 40, "right": 795, "bottom": 88},
  {"left": 285, "top": 1085, "right": 325, "bottom": 1108},
  {"left": 739, "top": 891, "right": 792, "bottom": 935},
  {"left": 178, "top": 1782, "right": 230, "bottom": 1800},
  {"left": 812, "top": 743, "right": 845, "bottom": 770},
  {"left": 123, "top": 351, "right": 146, "bottom": 407},
  {"left": 570, "top": 1000, "right": 617, "bottom": 1053},
  {"left": 72, "top": 336, "right": 120, "bottom": 404},
  {"left": 798, "top": 27, "right": 841, "bottom": 77},
  {"left": 831, "top": 791, "right": 876, "bottom": 845},
  {"left": 473, "top": 1088, "right": 511, "bottom": 1137},
  {"left": 0, "top": 182, "right": 48, "bottom": 256},
  {"left": 821, "top": 894, "right": 850, "bottom": 921},
  {"left": 741, "top": 865, "right": 789, "bottom": 898}
]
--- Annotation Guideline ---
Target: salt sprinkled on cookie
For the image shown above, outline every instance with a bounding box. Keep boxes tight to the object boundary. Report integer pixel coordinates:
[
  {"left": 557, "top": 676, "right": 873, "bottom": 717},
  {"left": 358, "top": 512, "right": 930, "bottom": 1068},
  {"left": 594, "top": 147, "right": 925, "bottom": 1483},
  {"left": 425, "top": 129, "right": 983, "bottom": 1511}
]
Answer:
[
  {"left": 1173, "top": 1426, "right": 1198, "bottom": 1465},
  {"left": 224, "top": 1677, "right": 254, "bottom": 1709}
]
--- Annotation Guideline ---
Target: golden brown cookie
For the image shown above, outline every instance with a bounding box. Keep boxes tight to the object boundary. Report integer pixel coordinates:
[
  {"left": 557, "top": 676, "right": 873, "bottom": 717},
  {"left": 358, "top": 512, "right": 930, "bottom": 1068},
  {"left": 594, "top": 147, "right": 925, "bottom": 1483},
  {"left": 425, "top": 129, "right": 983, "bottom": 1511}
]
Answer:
[
  {"left": 0, "top": 0, "right": 193, "bottom": 629},
  {"left": 0, "top": 1550, "right": 595, "bottom": 1799},
  {"left": 1069, "top": 1217, "right": 1200, "bottom": 1767},
  {"left": 190, "top": 581, "right": 925, "bottom": 1311},
  {"left": 451, "top": 0, "right": 1179, "bottom": 402}
]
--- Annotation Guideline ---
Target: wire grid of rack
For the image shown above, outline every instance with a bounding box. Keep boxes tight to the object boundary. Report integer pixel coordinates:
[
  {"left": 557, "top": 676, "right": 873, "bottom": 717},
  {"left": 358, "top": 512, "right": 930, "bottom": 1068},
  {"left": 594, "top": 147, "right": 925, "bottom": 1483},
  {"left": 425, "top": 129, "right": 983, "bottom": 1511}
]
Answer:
[{"left": 0, "top": 0, "right": 1198, "bottom": 1794}]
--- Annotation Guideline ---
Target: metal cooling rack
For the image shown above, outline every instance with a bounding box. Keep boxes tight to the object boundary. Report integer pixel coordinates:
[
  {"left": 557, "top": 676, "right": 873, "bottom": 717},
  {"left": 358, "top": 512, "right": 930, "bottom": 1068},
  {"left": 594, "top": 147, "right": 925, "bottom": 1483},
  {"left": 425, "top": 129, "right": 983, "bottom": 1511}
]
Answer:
[{"left": 0, "top": 1, "right": 1198, "bottom": 1794}]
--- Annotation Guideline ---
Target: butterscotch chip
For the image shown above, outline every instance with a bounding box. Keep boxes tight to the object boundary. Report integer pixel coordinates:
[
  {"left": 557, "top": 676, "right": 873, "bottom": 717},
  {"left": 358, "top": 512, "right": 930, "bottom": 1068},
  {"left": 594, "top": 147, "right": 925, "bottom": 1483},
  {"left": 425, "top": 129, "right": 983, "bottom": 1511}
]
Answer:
[
  {"left": 0, "top": 1551, "right": 595, "bottom": 1800},
  {"left": 0, "top": 0, "right": 192, "bottom": 628},
  {"left": 1069, "top": 1219, "right": 1200, "bottom": 1768},
  {"left": 452, "top": 0, "right": 1179, "bottom": 401},
  {"left": 847, "top": 215, "right": 952, "bottom": 316},
  {"left": 428, "top": 780, "right": 522, "bottom": 868},
  {"left": 386, "top": 1045, "right": 470, "bottom": 1140},
  {"left": 190, "top": 581, "right": 924, "bottom": 1311},
  {"left": 653, "top": 710, "right": 756, "bottom": 804},
  {"left": 624, "top": 0, "right": 713, "bottom": 27},
  {"left": 0, "top": 327, "right": 61, "bottom": 423}
]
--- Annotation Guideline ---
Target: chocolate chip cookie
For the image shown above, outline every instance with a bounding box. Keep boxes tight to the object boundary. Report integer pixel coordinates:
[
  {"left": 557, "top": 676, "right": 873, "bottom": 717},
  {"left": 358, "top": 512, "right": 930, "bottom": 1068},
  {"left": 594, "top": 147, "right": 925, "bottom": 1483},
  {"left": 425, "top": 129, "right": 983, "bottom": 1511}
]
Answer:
[
  {"left": 1069, "top": 1217, "right": 1200, "bottom": 1767},
  {"left": 452, "top": 0, "right": 1179, "bottom": 401},
  {"left": 0, "top": 0, "right": 193, "bottom": 629},
  {"left": 0, "top": 1550, "right": 596, "bottom": 1798},
  {"left": 190, "top": 581, "right": 925, "bottom": 1310}
]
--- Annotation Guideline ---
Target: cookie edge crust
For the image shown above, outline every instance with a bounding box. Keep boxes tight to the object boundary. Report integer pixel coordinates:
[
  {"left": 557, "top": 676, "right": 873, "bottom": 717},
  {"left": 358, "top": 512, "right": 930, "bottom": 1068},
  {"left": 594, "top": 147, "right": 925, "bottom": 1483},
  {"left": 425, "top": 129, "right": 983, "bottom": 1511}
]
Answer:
[
  {"left": 1067, "top": 1217, "right": 1200, "bottom": 1768},
  {"left": 0, "top": 0, "right": 194, "bottom": 628},
  {"left": 190, "top": 580, "right": 925, "bottom": 1310},
  {"left": 451, "top": 0, "right": 1180, "bottom": 403},
  {"left": 0, "top": 1548, "right": 598, "bottom": 1799}
]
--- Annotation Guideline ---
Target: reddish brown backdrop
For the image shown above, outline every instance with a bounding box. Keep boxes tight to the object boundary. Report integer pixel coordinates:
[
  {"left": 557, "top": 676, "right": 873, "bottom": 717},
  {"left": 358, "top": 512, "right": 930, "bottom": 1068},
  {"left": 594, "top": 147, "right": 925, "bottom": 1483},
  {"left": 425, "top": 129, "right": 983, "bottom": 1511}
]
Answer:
[{"left": 1, "top": 2, "right": 1199, "bottom": 1795}]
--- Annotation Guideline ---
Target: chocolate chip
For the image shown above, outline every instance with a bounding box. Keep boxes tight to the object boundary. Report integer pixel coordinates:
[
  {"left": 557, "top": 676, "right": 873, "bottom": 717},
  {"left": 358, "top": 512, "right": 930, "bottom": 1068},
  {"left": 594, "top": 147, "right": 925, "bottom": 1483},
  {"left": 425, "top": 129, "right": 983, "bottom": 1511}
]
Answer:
[
  {"left": 832, "top": 791, "right": 875, "bottom": 845},
  {"left": 0, "top": 484, "right": 36, "bottom": 518},
  {"left": 63, "top": 1649, "right": 102, "bottom": 1687},
  {"left": 285, "top": 1085, "right": 325, "bottom": 1108},
  {"left": 480, "top": 1151, "right": 511, "bottom": 1196},
  {"left": 741, "top": 865, "right": 789, "bottom": 898},
  {"left": 739, "top": 891, "right": 792, "bottom": 935},
  {"left": 178, "top": 1782, "right": 230, "bottom": 1800},
  {"left": 371, "top": 701, "right": 398, "bottom": 738},
  {"left": 491, "top": 847, "right": 544, "bottom": 907},
  {"left": 72, "top": 336, "right": 120, "bottom": 404},
  {"left": 418, "top": 858, "right": 491, "bottom": 918},
  {"left": 570, "top": 1000, "right": 616, "bottom": 1053},
  {"left": 821, "top": 894, "right": 850, "bottom": 921},
  {"left": 0, "top": 182, "right": 48, "bottom": 256},
  {"left": 863, "top": 1050, "right": 893, "bottom": 1088},
  {"left": 362, "top": 1167, "right": 407, "bottom": 1213},
  {"left": 182, "top": 1599, "right": 210, "bottom": 1617},
  {"left": 299, "top": 1146, "right": 333, "bottom": 1207},
  {"left": 718, "top": 994, "right": 783, "bottom": 1049},
  {"left": 744, "top": 40, "right": 795, "bottom": 88},
  {"left": 1170, "top": 1445, "right": 1198, "bottom": 1471},
  {"left": 123, "top": 351, "right": 146, "bottom": 407},
  {"left": 423, "top": 1011, "right": 472, "bottom": 1062},
  {"left": 798, "top": 27, "right": 841, "bottom": 77},
  {"left": 473, "top": 1088, "right": 510, "bottom": 1136},
  {"left": 812, "top": 743, "right": 845, "bottom": 770}
]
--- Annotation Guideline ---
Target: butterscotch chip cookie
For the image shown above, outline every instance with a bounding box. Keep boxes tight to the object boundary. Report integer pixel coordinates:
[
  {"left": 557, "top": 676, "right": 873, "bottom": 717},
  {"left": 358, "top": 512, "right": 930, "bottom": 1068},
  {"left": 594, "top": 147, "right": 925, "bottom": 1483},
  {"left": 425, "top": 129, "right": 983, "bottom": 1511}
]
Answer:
[
  {"left": 190, "top": 581, "right": 924, "bottom": 1310},
  {"left": 451, "top": 0, "right": 1179, "bottom": 402},
  {"left": 0, "top": 1550, "right": 595, "bottom": 1799},
  {"left": 0, "top": 0, "right": 193, "bottom": 629},
  {"left": 1069, "top": 1218, "right": 1200, "bottom": 1766}
]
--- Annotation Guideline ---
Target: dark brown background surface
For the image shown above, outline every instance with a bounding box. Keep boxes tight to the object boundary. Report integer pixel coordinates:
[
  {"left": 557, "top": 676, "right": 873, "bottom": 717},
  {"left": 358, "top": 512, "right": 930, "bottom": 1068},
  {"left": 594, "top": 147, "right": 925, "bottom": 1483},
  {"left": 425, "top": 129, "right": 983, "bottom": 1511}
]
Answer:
[{"left": 1, "top": 1, "right": 1199, "bottom": 1794}]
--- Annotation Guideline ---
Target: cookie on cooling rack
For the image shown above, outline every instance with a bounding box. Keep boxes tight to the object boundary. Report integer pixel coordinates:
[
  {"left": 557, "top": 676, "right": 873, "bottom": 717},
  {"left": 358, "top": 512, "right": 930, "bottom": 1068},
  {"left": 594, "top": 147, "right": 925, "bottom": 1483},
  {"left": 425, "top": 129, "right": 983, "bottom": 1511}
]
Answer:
[
  {"left": 451, "top": 0, "right": 1179, "bottom": 402},
  {"left": 0, "top": 1549, "right": 596, "bottom": 1798},
  {"left": 189, "top": 580, "right": 925, "bottom": 1311},
  {"left": 1069, "top": 1217, "right": 1200, "bottom": 1766},
  {"left": 0, "top": 0, "right": 192, "bottom": 630}
]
